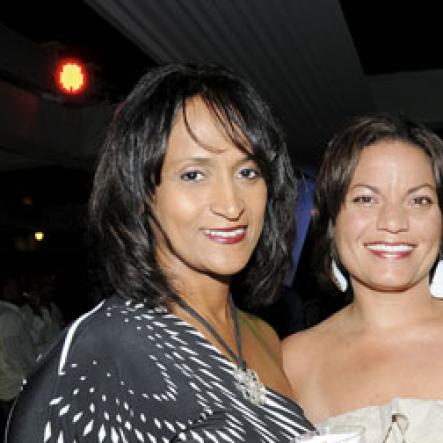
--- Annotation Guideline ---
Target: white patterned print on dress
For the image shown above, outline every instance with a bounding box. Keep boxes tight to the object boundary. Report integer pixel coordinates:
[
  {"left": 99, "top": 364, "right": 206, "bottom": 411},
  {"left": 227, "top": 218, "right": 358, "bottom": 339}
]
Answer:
[{"left": 7, "top": 296, "right": 313, "bottom": 442}]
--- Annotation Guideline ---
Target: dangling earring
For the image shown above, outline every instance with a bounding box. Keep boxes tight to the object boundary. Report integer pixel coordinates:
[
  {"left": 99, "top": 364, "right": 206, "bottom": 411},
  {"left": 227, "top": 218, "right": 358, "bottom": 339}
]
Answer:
[
  {"left": 430, "top": 258, "right": 443, "bottom": 298},
  {"left": 331, "top": 259, "right": 348, "bottom": 292}
]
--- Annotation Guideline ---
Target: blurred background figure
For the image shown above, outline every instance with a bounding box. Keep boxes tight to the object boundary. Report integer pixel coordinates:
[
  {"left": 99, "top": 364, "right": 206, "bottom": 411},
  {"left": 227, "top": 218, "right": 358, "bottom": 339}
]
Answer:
[
  {"left": 0, "top": 271, "right": 37, "bottom": 440},
  {"left": 21, "top": 270, "right": 65, "bottom": 356}
]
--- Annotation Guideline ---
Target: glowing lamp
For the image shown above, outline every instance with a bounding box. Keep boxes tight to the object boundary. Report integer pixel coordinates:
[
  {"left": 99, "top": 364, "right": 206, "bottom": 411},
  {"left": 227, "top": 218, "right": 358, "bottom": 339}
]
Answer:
[
  {"left": 34, "top": 231, "right": 45, "bottom": 242},
  {"left": 56, "top": 60, "right": 87, "bottom": 94},
  {"left": 22, "top": 195, "right": 33, "bottom": 206}
]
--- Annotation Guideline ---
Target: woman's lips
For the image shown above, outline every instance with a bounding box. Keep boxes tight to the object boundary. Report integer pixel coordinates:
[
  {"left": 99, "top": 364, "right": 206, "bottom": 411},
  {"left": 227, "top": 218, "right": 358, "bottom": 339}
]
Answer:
[
  {"left": 365, "top": 242, "right": 415, "bottom": 259},
  {"left": 202, "top": 226, "right": 247, "bottom": 244}
]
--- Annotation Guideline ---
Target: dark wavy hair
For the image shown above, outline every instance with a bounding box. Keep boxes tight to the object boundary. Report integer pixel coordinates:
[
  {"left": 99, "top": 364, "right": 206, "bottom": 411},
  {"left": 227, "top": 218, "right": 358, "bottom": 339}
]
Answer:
[
  {"left": 314, "top": 113, "right": 443, "bottom": 288},
  {"left": 89, "top": 63, "right": 297, "bottom": 309}
]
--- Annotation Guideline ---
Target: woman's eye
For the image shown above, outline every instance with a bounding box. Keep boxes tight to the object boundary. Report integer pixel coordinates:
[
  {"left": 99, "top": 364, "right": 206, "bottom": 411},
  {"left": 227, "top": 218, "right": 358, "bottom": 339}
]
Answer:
[
  {"left": 180, "top": 171, "right": 204, "bottom": 182},
  {"left": 239, "top": 168, "right": 260, "bottom": 179},
  {"left": 412, "top": 195, "right": 433, "bottom": 206},
  {"left": 352, "top": 195, "right": 374, "bottom": 205}
]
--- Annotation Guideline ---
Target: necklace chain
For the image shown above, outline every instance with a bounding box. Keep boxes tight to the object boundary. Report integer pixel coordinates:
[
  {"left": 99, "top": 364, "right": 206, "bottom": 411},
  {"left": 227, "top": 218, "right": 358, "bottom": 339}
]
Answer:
[{"left": 175, "top": 294, "right": 266, "bottom": 405}]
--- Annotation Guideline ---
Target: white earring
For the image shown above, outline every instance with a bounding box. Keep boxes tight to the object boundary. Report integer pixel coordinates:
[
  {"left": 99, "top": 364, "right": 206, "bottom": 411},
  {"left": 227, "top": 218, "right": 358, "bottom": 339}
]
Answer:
[
  {"left": 430, "top": 260, "right": 443, "bottom": 298},
  {"left": 331, "top": 259, "right": 348, "bottom": 292}
]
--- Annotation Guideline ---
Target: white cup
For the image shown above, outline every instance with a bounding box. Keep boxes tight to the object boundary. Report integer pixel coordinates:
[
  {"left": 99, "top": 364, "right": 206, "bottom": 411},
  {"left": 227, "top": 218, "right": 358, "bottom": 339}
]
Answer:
[{"left": 290, "top": 424, "right": 366, "bottom": 443}]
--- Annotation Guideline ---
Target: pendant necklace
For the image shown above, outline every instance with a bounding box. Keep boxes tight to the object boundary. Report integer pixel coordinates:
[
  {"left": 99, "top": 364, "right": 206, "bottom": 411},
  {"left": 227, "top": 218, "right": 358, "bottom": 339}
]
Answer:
[{"left": 176, "top": 294, "right": 267, "bottom": 406}]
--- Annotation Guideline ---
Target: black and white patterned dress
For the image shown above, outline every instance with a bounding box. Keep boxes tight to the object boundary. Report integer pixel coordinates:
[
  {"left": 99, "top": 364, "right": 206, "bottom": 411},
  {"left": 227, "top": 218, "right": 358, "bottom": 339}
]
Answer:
[{"left": 7, "top": 296, "right": 313, "bottom": 442}]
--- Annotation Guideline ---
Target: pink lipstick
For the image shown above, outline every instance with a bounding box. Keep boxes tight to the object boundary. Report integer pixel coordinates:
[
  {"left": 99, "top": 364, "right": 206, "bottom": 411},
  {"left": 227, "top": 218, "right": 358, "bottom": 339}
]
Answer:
[{"left": 202, "top": 226, "right": 247, "bottom": 244}]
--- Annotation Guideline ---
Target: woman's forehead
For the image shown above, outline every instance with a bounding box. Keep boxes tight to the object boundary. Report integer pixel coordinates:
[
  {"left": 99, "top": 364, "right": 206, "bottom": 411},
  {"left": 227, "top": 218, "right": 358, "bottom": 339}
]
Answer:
[
  {"left": 349, "top": 140, "right": 435, "bottom": 188},
  {"left": 171, "top": 96, "right": 252, "bottom": 154}
]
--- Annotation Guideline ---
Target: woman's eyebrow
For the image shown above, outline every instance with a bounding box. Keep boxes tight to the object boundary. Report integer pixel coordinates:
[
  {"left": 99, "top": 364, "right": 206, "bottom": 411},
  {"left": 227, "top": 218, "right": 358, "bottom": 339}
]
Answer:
[
  {"left": 349, "top": 183, "right": 437, "bottom": 194},
  {"left": 169, "top": 156, "right": 212, "bottom": 166},
  {"left": 407, "top": 183, "right": 436, "bottom": 193},
  {"left": 349, "top": 183, "right": 379, "bottom": 193}
]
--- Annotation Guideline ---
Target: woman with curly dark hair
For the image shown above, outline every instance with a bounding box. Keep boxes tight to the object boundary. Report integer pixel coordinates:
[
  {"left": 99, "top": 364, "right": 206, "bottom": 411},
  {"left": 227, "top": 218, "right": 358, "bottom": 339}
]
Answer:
[
  {"left": 283, "top": 114, "right": 443, "bottom": 442},
  {"left": 7, "top": 63, "right": 313, "bottom": 442}
]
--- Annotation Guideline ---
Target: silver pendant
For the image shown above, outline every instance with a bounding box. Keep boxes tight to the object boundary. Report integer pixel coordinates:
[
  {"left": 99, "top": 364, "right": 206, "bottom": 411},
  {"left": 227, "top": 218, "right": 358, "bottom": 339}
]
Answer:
[{"left": 233, "top": 366, "right": 267, "bottom": 406}]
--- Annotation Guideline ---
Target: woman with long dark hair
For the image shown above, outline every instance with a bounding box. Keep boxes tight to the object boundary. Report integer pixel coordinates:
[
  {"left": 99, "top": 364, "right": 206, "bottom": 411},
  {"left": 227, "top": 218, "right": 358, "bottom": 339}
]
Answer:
[{"left": 7, "top": 63, "right": 313, "bottom": 442}]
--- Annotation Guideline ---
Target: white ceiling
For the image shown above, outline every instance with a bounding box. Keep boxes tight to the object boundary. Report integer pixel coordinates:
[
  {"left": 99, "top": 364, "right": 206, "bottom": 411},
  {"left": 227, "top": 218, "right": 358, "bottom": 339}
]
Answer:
[{"left": 85, "top": 0, "right": 374, "bottom": 172}]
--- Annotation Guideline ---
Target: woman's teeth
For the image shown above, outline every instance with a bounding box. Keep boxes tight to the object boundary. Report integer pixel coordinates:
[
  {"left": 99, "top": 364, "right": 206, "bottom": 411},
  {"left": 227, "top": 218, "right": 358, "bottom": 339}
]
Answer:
[
  {"left": 204, "top": 228, "right": 246, "bottom": 238},
  {"left": 366, "top": 243, "right": 414, "bottom": 252}
]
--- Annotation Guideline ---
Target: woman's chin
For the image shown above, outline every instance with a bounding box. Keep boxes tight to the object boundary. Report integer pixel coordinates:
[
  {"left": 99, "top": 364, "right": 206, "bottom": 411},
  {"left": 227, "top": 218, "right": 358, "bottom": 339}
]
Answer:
[
  {"left": 202, "top": 259, "right": 251, "bottom": 279},
  {"left": 358, "top": 277, "right": 426, "bottom": 294}
]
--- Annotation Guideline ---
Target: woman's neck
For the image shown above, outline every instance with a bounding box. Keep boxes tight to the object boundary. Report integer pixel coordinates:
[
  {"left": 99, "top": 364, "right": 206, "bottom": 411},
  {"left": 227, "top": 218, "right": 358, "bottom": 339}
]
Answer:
[
  {"left": 347, "top": 279, "right": 443, "bottom": 332},
  {"left": 169, "top": 272, "right": 232, "bottom": 323}
]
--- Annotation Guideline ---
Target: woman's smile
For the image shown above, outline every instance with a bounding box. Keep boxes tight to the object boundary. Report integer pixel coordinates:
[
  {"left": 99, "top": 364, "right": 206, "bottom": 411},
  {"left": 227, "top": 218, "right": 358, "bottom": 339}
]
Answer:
[
  {"left": 365, "top": 242, "right": 415, "bottom": 259},
  {"left": 202, "top": 225, "right": 247, "bottom": 244}
]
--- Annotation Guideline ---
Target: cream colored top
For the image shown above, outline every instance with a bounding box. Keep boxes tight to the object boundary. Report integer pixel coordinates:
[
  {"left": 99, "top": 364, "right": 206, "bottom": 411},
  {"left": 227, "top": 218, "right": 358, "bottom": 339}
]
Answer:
[{"left": 319, "top": 398, "right": 443, "bottom": 443}]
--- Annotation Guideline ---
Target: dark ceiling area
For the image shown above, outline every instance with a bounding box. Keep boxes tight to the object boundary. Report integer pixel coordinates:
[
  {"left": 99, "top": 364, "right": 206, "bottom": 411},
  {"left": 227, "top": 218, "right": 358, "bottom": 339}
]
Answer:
[
  {"left": 339, "top": 1, "right": 443, "bottom": 75},
  {"left": 1, "top": 1, "right": 442, "bottom": 169},
  {"left": 3, "top": 1, "right": 442, "bottom": 95}
]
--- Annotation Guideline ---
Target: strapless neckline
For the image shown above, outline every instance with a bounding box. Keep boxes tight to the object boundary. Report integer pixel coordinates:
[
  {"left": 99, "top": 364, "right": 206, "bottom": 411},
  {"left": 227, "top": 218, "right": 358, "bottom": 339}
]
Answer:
[{"left": 318, "top": 398, "right": 443, "bottom": 443}]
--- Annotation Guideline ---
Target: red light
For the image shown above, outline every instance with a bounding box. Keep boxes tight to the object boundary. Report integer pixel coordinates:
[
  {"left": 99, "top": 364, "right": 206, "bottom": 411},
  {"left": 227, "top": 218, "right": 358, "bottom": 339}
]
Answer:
[{"left": 56, "top": 60, "right": 87, "bottom": 94}]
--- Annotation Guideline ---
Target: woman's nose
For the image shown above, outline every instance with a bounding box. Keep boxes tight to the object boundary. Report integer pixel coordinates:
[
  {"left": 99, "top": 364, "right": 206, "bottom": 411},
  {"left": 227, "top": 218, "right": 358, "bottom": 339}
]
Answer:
[
  {"left": 209, "top": 180, "right": 245, "bottom": 220},
  {"left": 376, "top": 203, "right": 409, "bottom": 233}
]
